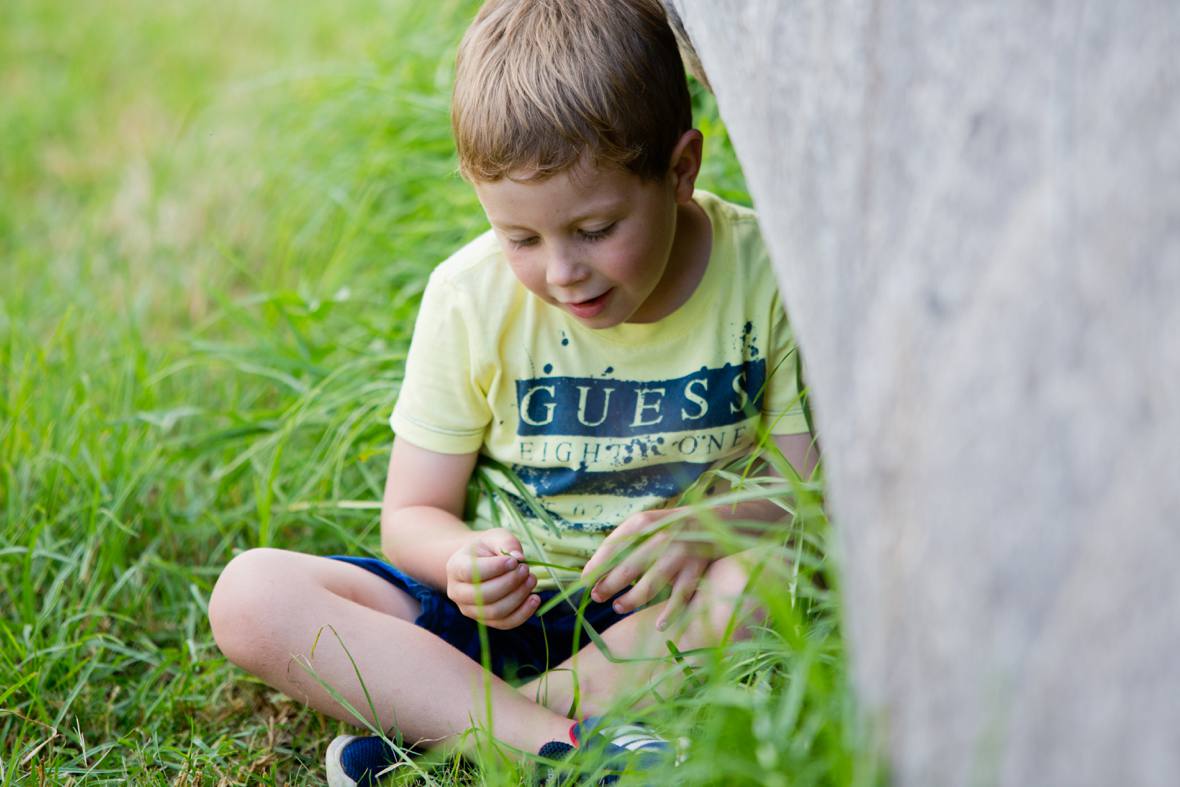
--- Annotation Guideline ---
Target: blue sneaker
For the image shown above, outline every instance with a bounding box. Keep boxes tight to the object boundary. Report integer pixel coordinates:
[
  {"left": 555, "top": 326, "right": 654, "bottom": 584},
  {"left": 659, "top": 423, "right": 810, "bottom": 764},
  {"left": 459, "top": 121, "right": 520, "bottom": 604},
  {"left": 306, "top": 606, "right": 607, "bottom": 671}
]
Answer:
[
  {"left": 325, "top": 735, "right": 400, "bottom": 787},
  {"left": 571, "top": 717, "right": 671, "bottom": 761},
  {"left": 534, "top": 717, "right": 675, "bottom": 785}
]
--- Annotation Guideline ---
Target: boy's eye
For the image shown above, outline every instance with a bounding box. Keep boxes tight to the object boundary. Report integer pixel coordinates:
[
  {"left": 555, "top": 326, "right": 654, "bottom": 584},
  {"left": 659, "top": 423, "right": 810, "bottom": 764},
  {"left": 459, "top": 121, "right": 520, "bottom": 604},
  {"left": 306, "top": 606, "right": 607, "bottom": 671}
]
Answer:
[
  {"left": 578, "top": 223, "right": 616, "bottom": 242},
  {"left": 509, "top": 236, "right": 539, "bottom": 249}
]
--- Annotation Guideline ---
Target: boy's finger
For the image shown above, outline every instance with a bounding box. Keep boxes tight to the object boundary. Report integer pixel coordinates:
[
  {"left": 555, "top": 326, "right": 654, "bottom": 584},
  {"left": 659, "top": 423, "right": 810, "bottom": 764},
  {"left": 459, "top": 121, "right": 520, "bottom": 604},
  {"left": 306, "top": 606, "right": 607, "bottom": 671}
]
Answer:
[
  {"left": 452, "top": 553, "right": 518, "bottom": 583},
  {"left": 580, "top": 540, "right": 618, "bottom": 582},
  {"left": 590, "top": 538, "right": 662, "bottom": 602},
  {"left": 450, "top": 562, "right": 529, "bottom": 604},
  {"left": 590, "top": 559, "right": 639, "bottom": 604},
  {"left": 480, "top": 530, "right": 525, "bottom": 560},
  {"left": 581, "top": 520, "right": 646, "bottom": 580},
  {"left": 612, "top": 552, "right": 681, "bottom": 613},
  {"left": 487, "top": 593, "right": 541, "bottom": 630},
  {"left": 657, "top": 562, "right": 706, "bottom": 631},
  {"left": 583, "top": 523, "right": 667, "bottom": 583},
  {"left": 479, "top": 572, "right": 538, "bottom": 621}
]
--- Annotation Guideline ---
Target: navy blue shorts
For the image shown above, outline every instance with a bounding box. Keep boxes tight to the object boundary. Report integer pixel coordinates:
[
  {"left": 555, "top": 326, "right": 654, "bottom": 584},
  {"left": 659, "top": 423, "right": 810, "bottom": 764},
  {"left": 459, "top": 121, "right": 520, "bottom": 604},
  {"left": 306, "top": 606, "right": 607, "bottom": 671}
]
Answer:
[{"left": 330, "top": 555, "right": 632, "bottom": 681}]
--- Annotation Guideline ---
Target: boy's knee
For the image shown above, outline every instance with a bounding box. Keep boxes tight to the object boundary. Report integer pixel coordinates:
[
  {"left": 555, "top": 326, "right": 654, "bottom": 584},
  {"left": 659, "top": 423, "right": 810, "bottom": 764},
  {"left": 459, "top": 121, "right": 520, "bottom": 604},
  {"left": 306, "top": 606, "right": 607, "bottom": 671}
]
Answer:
[
  {"left": 703, "top": 552, "right": 755, "bottom": 599},
  {"left": 208, "top": 547, "right": 290, "bottom": 669},
  {"left": 698, "top": 549, "right": 780, "bottom": 632}
]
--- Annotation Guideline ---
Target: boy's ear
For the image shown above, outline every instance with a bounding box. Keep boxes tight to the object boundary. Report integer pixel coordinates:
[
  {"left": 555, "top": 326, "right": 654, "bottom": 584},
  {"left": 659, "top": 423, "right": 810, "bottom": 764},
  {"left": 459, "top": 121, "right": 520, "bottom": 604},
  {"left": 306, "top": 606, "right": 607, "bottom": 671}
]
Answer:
[{"left": 668, "top": 129, "right": 704, "bottom": 203}]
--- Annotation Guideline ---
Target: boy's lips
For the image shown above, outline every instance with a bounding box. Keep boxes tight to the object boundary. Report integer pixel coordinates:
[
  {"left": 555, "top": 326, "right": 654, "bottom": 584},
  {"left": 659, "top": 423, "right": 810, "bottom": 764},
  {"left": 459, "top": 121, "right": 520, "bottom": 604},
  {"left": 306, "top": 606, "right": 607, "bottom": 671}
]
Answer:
[{"left": 564, "top": 289, "right": 612, "bottom": 318}]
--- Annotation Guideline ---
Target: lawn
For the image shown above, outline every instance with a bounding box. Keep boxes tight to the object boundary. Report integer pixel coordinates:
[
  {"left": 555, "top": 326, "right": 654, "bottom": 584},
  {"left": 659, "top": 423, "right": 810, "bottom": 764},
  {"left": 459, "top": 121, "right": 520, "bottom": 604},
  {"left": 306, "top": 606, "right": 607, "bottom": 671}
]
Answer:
[{"left": 0, "top": 0, "right": 878, "bottom": 783}]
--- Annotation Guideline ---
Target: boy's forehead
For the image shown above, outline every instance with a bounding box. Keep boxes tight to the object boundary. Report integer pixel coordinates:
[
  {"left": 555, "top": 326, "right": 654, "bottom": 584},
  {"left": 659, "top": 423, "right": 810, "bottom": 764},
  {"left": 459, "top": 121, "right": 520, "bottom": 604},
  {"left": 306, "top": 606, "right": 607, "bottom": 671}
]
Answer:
[{"left": 475, "top": 164, "right": 643, "bottom": 227}]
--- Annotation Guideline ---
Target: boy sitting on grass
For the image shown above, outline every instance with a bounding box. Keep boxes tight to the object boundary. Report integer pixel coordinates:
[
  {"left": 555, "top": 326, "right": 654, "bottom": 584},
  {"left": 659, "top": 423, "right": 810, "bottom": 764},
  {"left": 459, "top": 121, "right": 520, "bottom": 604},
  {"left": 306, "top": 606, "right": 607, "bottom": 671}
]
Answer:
[{"left": 208, "top": 0, "right": 817, "bottom": 783}]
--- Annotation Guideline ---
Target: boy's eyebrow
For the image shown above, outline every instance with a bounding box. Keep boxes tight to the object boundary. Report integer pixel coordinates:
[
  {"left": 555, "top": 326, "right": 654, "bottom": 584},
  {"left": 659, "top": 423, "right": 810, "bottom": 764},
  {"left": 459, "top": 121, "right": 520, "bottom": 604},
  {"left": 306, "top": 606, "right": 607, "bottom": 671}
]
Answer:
[{"left": 491, "top": 205, "right": 625, "bottom": 232}]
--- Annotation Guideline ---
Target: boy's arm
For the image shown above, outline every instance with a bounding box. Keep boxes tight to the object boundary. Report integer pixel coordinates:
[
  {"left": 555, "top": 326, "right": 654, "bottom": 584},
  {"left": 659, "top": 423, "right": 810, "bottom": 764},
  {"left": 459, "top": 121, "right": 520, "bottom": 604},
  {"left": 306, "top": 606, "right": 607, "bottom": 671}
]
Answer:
[
  {"left": 381, "top": 437, "right": 540, "bottom": 628},
  {"left": 773, "top": 431, "right": 820, "bottom": 480},
  {"left": 380, "top": 436, "right": 479, "bottom": 587},
  {"left": 582, "top": 432, "right": 819, "bottom": 628},
  {"left": 714, "top": 432, "right": 819, "bottom": 520}
]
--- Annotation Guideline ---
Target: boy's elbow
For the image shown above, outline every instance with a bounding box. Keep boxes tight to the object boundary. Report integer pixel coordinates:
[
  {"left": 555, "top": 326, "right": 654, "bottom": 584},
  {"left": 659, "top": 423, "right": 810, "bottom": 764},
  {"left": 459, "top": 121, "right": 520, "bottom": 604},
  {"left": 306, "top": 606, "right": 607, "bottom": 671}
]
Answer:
[
  {"left": 379, "top": 503, "right": 437, "bottom": 564},
  {"left": 379, "top": 505, "right": 407, "bottom": 564}
]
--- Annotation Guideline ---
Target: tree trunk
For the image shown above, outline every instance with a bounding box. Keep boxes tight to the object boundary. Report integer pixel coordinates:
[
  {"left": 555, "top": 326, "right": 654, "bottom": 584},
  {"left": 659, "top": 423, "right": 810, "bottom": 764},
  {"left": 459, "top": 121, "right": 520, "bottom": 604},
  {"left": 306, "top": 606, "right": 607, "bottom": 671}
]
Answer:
[{"left": 664, "top": 1, "right": 1180, "bottom": 784}]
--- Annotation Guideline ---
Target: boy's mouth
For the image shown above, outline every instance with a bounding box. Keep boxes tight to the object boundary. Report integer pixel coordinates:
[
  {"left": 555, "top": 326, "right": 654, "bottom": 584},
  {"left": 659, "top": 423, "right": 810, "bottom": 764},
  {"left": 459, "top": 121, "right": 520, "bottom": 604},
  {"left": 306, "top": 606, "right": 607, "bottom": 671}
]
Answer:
[{"left": 564, "top": 290, "right": 611, "bottom": 319}]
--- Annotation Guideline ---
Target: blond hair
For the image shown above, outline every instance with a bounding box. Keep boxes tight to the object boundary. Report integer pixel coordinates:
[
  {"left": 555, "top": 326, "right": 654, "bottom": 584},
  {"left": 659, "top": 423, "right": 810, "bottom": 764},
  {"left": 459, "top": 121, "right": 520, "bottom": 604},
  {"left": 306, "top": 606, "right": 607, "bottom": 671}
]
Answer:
[{"left": 452, "top": 0, "right": 692, "bottom": 182}]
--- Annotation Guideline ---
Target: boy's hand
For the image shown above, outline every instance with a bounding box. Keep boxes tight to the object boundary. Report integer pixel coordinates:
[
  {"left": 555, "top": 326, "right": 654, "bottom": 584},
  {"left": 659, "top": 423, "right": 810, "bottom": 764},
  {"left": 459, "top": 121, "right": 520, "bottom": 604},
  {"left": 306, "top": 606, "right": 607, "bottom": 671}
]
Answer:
[
  {"left": 445, "top": 528, "right": 540, "bottom": 630},
  {"left": 581, "top": 508, "right": 715, "bottom": 631}
]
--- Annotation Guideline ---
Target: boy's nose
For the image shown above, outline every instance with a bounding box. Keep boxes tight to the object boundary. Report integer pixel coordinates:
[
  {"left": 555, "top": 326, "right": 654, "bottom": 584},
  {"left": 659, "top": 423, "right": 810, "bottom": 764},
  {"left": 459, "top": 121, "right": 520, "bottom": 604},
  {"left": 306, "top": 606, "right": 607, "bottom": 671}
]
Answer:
[{"left": 545, "top": 251, "right": 587, "bottom": 288}]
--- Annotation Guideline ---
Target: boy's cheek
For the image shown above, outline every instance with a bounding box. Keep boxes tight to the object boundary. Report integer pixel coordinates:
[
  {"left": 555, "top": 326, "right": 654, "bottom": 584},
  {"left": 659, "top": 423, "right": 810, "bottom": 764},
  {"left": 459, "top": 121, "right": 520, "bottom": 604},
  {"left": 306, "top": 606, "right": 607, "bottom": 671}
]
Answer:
[{"left": 505, "top": 263, "right": 550, "bottom": 302}]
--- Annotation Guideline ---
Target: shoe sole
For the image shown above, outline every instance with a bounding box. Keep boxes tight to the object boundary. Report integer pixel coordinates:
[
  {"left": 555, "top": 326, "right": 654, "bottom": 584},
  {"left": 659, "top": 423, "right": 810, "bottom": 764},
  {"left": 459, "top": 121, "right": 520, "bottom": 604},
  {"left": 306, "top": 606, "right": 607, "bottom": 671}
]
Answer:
[{"left": 325, "top": 734, "right": 360, "bottom": 787}]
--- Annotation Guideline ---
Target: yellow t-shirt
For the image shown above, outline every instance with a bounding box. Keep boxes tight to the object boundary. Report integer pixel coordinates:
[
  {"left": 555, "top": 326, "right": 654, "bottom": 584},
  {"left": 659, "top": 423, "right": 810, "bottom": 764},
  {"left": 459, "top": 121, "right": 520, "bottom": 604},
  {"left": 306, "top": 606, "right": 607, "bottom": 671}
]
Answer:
[{"left": 391, "top": 191, "right": 808, "bottom": 589}]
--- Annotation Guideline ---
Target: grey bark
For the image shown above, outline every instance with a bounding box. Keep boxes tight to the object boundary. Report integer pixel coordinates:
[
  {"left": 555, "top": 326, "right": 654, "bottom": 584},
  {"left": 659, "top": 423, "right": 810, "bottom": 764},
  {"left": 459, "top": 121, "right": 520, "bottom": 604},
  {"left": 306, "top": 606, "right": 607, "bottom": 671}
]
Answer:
[{"left": 664, "top": 1, "right": 1180, "bottom": 784}]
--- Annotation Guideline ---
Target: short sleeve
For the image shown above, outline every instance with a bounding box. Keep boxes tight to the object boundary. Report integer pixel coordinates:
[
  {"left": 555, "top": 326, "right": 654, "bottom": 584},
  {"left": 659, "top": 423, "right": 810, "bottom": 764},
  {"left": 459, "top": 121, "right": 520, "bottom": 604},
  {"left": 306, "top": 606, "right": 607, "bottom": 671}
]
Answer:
[
  {"left": 760, "top": 290, "right": 811, "bottom": 436},
  {"left": 389, "top": 271, "right": 492, "bottom": 453}
]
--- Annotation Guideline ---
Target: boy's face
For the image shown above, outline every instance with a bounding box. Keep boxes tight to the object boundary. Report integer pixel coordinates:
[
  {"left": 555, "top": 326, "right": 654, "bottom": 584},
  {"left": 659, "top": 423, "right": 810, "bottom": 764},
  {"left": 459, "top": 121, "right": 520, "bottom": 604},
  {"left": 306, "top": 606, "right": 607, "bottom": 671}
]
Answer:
[{"left": 474, "top": 158, "right": 691, "bottom": 328}]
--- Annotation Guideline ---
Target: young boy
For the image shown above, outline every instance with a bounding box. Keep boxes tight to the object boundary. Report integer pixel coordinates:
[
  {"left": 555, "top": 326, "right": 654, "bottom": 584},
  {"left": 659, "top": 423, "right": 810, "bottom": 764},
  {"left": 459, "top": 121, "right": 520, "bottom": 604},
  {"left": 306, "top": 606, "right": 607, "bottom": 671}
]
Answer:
[{"left": 208, "top": 0, "right": 816, "bottom": 783}]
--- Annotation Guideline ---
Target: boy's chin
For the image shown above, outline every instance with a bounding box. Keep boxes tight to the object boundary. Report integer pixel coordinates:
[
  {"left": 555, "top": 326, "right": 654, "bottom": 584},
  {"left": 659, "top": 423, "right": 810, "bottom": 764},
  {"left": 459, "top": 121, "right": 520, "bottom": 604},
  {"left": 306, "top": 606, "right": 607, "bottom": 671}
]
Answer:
[{"left": 568, "top": 311, "right": 623, "bottom": 329}]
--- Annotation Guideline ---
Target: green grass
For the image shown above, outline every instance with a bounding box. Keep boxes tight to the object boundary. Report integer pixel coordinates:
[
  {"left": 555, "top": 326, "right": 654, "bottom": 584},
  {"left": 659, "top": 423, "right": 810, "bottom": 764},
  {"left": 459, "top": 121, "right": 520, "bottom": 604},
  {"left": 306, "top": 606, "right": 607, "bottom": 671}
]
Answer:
[{"left": 0, "top": 0, "right": 881, "bottom": 783}]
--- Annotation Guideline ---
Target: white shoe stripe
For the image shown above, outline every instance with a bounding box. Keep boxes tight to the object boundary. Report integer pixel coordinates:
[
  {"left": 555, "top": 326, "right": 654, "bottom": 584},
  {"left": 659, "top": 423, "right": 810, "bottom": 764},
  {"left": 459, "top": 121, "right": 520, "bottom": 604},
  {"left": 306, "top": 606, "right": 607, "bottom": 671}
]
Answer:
[{"left": 612, "top": 733, "right": 667, "bottom": 749}]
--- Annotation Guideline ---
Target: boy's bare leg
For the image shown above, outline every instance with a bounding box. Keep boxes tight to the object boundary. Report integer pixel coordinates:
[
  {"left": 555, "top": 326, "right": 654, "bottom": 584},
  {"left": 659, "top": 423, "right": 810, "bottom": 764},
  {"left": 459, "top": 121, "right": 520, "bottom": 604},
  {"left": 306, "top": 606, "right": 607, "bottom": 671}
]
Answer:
[
  {"left": 208, "top": 548, "right": 573, "bottom": 753},
  {"left": 517, "top": 549, "right": 770, "bottom": 717}
]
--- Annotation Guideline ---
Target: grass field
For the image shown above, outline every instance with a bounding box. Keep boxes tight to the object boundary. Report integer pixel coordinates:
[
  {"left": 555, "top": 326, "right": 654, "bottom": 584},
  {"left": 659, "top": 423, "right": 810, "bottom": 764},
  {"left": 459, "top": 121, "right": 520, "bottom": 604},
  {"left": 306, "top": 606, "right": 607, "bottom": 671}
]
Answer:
[{"left": 1, "top": 0, "right": 881, "bottom": 783}]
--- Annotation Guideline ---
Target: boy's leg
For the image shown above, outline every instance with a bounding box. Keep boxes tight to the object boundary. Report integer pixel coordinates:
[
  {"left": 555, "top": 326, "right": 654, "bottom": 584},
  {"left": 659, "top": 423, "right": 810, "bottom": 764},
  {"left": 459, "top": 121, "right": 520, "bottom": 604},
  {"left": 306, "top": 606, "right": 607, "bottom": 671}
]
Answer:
[
  {"left": 517, "top": 548, "right": 771, "bottom": 717},
  {"left": 208, "top": 548, "right": 574, "bottom": 752}
]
